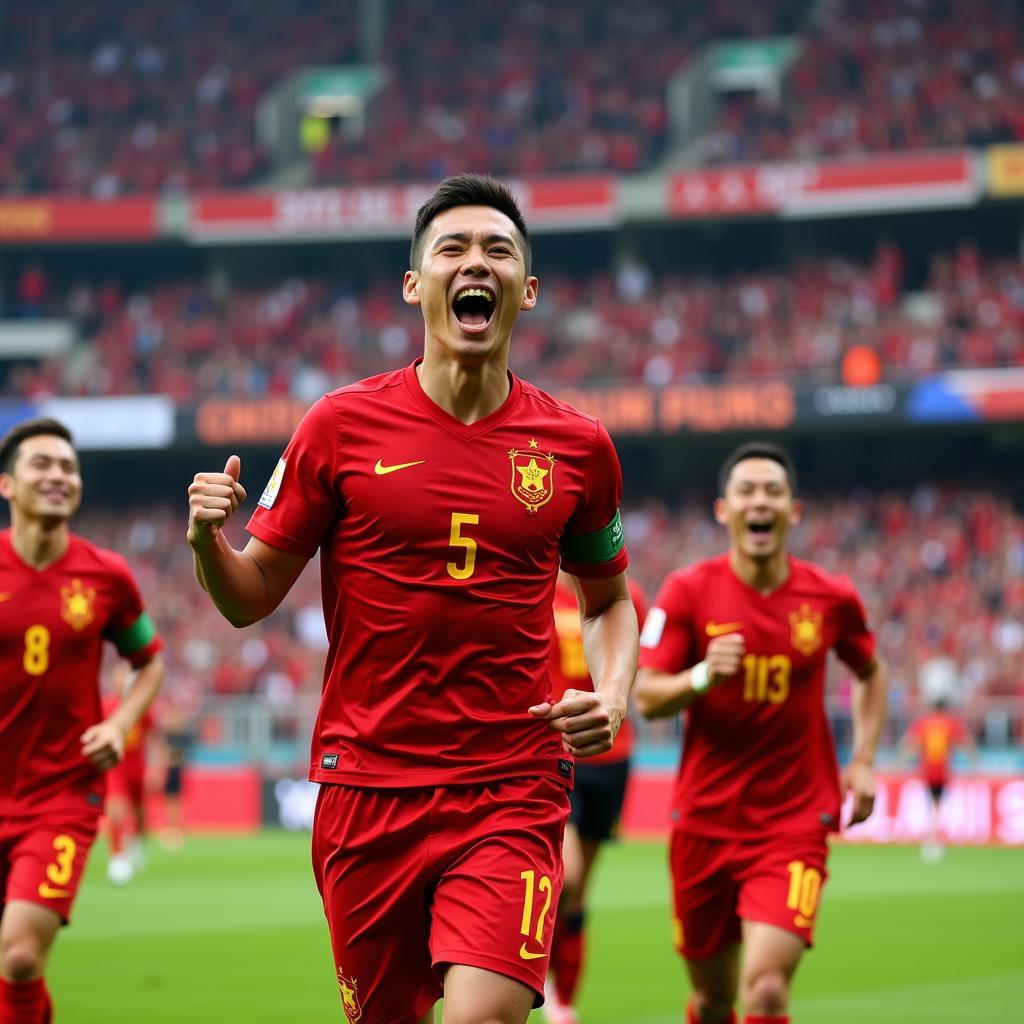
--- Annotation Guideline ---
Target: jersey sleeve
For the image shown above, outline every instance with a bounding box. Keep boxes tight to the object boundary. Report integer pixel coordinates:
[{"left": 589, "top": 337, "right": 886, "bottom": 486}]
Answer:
[
  {"left": 559, "top": 421, "right": 628, "bottom": 578},
  {"left": 247, "top": 395, "right": 340, "bottom": 558},
  {"left": 832, "top": 580, "right": 876, "bottom": 674},
  {"left": 103, "top": 555, "right": 163, "bottom": 667},
  {"left": 638, "top": 573, "right": 696, "bottom": 673}
]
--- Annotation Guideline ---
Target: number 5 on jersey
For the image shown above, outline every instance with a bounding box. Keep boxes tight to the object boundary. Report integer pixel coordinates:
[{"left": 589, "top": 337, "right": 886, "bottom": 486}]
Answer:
[{"left": 447, "top": 513, "right": 479, "bottom": 580}]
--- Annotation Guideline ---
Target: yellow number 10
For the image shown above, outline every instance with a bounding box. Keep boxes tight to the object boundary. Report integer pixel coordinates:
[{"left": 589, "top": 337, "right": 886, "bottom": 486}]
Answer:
[
  {"left": 24, "top": 625, "right": 51, "bottom": 676},
  {"left": 786, "top": 860, "right": 822, "bottom": 921},
  {"left": 447, "top": 513, "right": 479, "bottom": 580}
]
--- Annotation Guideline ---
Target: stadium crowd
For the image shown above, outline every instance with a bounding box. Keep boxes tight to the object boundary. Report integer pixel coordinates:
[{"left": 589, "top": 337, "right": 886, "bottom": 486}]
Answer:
[
  {"left": 65, "top": 482, "right": 1023, "bottom": 753},
  {"left": 4, "top": 241, "right": 1023, "bottom": 398},
  {"left": 4, "top": 0, "right": 1022, "bottom": 197}
]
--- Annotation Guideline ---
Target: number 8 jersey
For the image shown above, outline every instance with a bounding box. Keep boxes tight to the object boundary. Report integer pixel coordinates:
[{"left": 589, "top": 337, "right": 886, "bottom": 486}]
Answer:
[
  {"left": 247, "top": 361, "right": 628, "bottom": 789},
  {"left": 639, "top": 553, "right": 875, "bottom": 837},
  {"left": 0, "top": 531, "right": 162, "bottom": 814}
]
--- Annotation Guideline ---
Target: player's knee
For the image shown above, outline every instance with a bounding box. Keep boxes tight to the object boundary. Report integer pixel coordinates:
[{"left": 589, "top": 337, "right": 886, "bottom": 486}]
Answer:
[
  {"left": 1, "top": 940, "right": 46, "bottom": 982},
  {"left": 743, "top": 969, "right": 789, "bottom": 1014}
]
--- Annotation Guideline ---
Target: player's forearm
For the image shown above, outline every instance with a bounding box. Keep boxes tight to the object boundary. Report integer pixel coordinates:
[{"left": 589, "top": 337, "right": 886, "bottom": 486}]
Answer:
[
  {"left": 634, "top": 666, "right": 702, "bottom": 718},
  {"left": 850, "top": 661, "right": 888, "bottom": 766},
  {"left": 581, "top": 596, "right": 639, "bottom": 725},
  {"left": 108, "top": 655, "right": 164, "bottom": 735},
  {"left": 190, "top": 531, "right": 276, "bottom": 627}
]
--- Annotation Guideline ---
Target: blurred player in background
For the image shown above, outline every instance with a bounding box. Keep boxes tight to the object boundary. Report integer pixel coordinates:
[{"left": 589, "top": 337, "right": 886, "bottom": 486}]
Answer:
[
  {"left": 0, "top": 418, "right": 163, "bottom": 1024},
  {"left": 103, "top": 662, "right": 156, "bottom": 885},
  {"left": 544, "top": 571, "right": 647, "bottom": 1024},
  {"left": 635, "top": 441, "right": 887, "bottom": 1024},
  {"left": 158, "top": 698, "right": 197, "bottom": 851},
  {"left": 901, "top": 698, "right": 975, "bottom": 863},
  {"left": 186, "top": 175, "right": 638, "bottom": 1024}
]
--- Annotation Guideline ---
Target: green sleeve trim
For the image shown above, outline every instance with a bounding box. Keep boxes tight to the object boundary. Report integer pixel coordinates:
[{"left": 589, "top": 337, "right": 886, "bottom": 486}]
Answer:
[
  {"left": 111, "top": 612, "right": 157, "bottom": 655},
  {"left": 560, "top": 509, "right": 624, "bottom": 564}
]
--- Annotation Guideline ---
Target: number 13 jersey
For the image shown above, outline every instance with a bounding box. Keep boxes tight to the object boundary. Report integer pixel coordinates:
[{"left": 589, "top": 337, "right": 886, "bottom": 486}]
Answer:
[{"left": 247, "top": 362, "right": 628, "bottom": 789}]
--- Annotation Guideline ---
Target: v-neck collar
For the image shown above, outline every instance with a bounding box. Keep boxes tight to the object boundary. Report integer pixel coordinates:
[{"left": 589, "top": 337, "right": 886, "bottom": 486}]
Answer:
[
  {"left": 2, "top": 528, "right": 75, "bottom": 575},
  {"left": 402, "top": 359, "right": 523, "bottom": 440}
]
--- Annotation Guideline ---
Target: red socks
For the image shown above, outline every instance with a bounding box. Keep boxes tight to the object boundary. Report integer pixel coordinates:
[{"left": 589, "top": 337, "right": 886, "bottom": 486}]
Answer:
[
  {"left": 0, "top": 977, "right": 51, "bottom": 1024},
  {"left": 550, "top": 910, "right": 585, "bottom": 1005},
  {"left": 744, "top": 1016, "right": 790, "bottom": 1023}
]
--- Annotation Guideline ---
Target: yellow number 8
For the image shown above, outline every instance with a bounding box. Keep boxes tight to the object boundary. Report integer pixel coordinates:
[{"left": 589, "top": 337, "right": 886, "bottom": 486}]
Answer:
[{"left": 24, "top": 625, "right": 51, "bottom": 676}]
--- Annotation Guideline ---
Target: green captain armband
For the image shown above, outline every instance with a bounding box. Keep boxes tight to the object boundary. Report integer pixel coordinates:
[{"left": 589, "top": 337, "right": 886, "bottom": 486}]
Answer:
[
  {"left": 111, "top": 612, "right": 157, "bottom": 657},
  {"left": 560, "top": 509, "right": 625, "bottom": 565}
]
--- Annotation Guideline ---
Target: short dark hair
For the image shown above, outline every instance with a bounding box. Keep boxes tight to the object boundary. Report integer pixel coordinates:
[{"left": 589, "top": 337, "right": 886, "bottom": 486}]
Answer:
[
  {"left": 0, "top": 417, "right": 75, "bottom": 474},
  {"left": 718, "top": 441, "right": 797, "bottom": 496},
  {"left": 410, "top": 173, "right": 532, "bottom": 274}
]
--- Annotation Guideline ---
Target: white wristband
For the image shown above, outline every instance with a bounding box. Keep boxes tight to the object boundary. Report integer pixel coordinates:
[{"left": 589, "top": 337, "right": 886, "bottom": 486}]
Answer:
[{"left": 690, "top": 660, "right": 710, "bottom": 693}]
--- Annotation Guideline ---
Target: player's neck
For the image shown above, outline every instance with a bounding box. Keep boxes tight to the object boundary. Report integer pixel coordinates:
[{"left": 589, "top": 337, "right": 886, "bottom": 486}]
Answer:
[
  {"left": 10, "top": 516, "right": 70, "bottom": 570},
  {"left": 416, "top": 352, "right": 511, "bottom": 424},
  {"left": 729, "top": 548, "right": 790, "bottom": 595}
]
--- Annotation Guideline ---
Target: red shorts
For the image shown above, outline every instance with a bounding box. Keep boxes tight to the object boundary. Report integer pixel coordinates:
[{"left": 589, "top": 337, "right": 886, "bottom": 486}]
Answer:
[
  {"left": 106, "top": 760, "right": 145, "bottom": 805},
  {"left": 312, "top": 776, "right": 569, "bottom": 1024},
  {"left": 670, "top": 828, "right": 830, "bottom": 961},
  {"left": 0, "top": 806, "right": 100, "bottom": 923}
]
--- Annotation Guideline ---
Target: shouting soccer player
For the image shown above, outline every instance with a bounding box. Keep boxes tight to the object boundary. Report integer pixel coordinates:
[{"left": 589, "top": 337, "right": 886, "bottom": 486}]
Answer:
[
  {"left": 545, "top": 571, "right": 647, "bottom": 1024},
  {"left": 0, "top": 418, "right": 164, "bottom": 1024},
  {"left": 187, "top": 175, "right": 639, "bottom": 1024},
  {"left": 635, "top": 442, "right": 887, "bottom": 1024}
]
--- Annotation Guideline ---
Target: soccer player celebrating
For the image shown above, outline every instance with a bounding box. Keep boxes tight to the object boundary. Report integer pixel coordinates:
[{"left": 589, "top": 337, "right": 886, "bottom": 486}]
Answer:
[
  {"left": 635, "top": 442, "right": 887, "bottom": 1024},
  {"left": 901, "top": 697, "right": 975, "bottom": 863},
  {"left": 0, "top": 418, "right": 164, "bottom": 1024},
  {"left": 186, "top": 175, "right": 638, "bottom": 1024},
  {"left": 544, "top": 571, "right": 647, "bottom": 1024}
]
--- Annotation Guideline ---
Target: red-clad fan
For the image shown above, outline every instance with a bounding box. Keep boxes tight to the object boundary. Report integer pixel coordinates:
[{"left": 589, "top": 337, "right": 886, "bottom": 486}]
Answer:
[
  {"left": 544, "top": 571, "right": 647, "bottom": 1024},
  {"left": 186, "top": 175, "right": 639, "bottom": 1024},
  {"left": 635, "top": 441, "right": 887, "bottom": 1024},
  {"left": 0, "top": 418, "right": 163, "bottom": 1024}
]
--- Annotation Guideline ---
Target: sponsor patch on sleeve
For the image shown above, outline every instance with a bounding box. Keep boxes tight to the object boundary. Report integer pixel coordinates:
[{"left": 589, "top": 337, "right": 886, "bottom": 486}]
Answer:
[
  {"left": 258, "top": 458, "right": 286, "bottom": 510},
  {"left": 639, "top": 607, "right": 667, "bottom": 648}
]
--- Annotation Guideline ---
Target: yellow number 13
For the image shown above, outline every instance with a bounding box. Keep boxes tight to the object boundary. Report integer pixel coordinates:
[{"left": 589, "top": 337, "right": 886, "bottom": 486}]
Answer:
[{"left": 446, "top": 513, "right": 479, "bottom": 580}]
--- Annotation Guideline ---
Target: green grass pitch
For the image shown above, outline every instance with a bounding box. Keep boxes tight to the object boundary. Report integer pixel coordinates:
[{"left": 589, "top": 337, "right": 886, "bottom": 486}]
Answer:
[{"left": 50, "top": 834, "right": 1023, "bottom": 1022}]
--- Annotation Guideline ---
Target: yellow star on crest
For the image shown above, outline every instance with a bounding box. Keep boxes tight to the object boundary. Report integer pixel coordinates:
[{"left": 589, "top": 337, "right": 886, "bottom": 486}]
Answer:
[
  {"left": 528, "top": 438, "right": 539, "bottom": 449},
  {"left": 517, "top": 458, "right": 549, "bottom": 492}
]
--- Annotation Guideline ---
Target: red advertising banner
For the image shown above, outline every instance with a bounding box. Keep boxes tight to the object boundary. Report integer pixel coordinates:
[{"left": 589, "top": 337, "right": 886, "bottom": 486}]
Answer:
[
  {"left": 190, "top": 176, "right": 616, "bottom": 240},
  {"left": 0, "top": 197, "right": 158, "bottom": 241},
  {"left": 669, "top": 150, "right": 977, "bottom": 219},
  {"left": 622, "top": 771, "right": 1024, "bottom": 845}
]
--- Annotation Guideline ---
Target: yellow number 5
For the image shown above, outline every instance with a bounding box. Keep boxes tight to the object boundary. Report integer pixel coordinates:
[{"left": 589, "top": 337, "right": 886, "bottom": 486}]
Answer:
[
  {"left": 24, "top": 625, "right": 51, "bottom": 676},
  {"left": 447, "top": 513, "right": 479, "bottom": 580}
]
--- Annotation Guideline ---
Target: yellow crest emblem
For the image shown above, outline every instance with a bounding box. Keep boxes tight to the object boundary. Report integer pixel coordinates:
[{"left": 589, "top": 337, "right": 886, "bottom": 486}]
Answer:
[
  {"left": 789, "top": 604, "right": 823, "bottom": 657},
  {"left": 337, "top": 969, "right": 362, "bottom": 1024},
  {"left": 508, "top": 445, "right": 556, "bottom": 515},
  {"left": 60, "top": 579, "right": 96, "bottom": 632}
]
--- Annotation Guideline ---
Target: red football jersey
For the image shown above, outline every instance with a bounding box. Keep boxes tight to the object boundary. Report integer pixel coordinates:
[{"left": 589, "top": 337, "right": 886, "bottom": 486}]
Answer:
[
  {"left": 549, "top": 576, "right": 647, "bottom": 764},
  {"left": 0, "top": 531, "right": 162, "bottom": 814},
  {"left": 908, "top": 711, "right": 969, "bottom": 784},
  {"left": 247, "top": 362, "right": 628, "bottom": 789},
  {"left": 639, "top": 554, "right": 875, "bottom": 838}
]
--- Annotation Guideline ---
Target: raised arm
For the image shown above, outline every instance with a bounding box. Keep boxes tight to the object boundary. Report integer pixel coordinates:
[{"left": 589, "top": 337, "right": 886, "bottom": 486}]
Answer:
[{"left": 187, "top": 455, "right": 308, "bottom": 627}]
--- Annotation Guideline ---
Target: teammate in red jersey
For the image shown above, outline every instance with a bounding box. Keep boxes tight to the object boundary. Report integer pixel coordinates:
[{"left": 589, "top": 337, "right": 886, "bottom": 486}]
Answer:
[
  {"left": 544, "top": 571, "right": 647, "bottom": 1024},
  {"left": 186, "top": 175, "right": 639, "bottom": 1024},
  {"left": 0, "top": 418, "right": 164, "bottom": 1024},
  {"left": 103, "top": 663, "right": 156, "bottom": 885},
  {"left": 635, "top": 442, "right": 887, "bottom": 1024},
  {"left": 901, "top": 698, "right": 975, "bottom": 863}
]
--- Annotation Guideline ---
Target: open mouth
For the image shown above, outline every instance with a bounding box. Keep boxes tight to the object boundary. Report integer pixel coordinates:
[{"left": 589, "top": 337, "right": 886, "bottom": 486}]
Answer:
[
  {"left": 746, "top": 521, "right": 774, "bottom": 536},
  {"left": 452, "top": 286, "right": 496, "bottom": 332}
]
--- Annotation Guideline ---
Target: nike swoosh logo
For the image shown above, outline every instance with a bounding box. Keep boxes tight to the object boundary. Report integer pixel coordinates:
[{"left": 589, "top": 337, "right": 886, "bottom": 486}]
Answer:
[
  {"left": 518, "top": 944, "right": 545, "bottom": 961},
  {"left": 794, "top": 915, "right": 815, "bottom": 928},
  {"left": 38, "top": 883, "right": 72, "bottom": 899},
  {"left": 705, "top": 621, "right": 742, "bottom": 637},
  {"left": 374, "top": 459, "right": 426, "bottom": 476}
]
